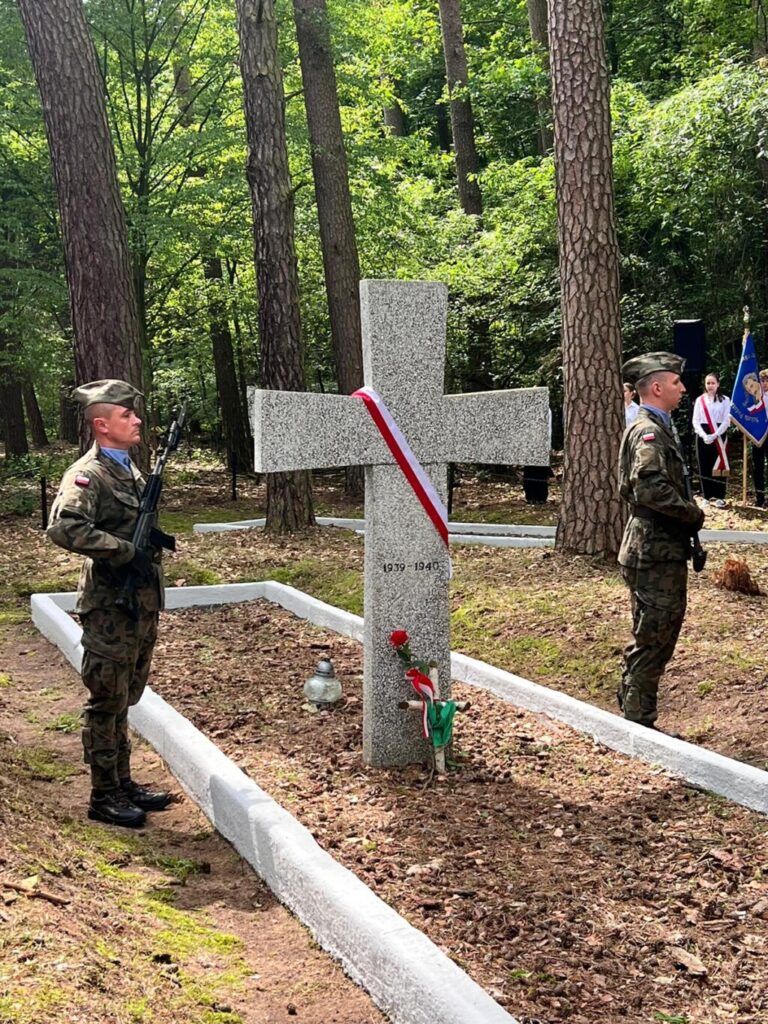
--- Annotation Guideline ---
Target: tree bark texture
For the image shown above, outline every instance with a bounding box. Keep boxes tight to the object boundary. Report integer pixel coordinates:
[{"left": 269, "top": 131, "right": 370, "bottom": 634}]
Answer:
[
  {"left": 527, "top": 0, "right": 554, "bottom": 155},
  {"left": 437, "top": 0, "right": 483, "bottom": 218},
  {"left": 16, "top": 0, "right": 144, "bottom": 400},
  {"left": 293, "top": 0, "right": 364, "bottom": 497},
  {"left": 236, "top": 0, "right": 314, "bottom": 531},
  {"left": 203, "top": 257, "right": 253, "bottom": 471},
  {"left": 548, "top": 0, "right": 624, "bottom": 558},
  {"left": 22, "top": 380, "right": 49, "bottom": 447}
]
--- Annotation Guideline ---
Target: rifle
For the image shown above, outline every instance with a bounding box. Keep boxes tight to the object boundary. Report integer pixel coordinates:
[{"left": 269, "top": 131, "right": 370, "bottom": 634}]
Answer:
[
  {"left": 115, "top": 403, "right": 187, "bottom": 619},
  {"left": 672, "top": 420, "right": 707, "bottom": 573}
]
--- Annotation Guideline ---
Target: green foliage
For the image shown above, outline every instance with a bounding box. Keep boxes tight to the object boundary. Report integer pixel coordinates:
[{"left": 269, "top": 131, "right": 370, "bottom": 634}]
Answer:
[
  {"left": 44, "top": 712, "right": 81, "bottom": 734},
  {"left": 6, "top": 0, "right": 768, "bottom": 446}
]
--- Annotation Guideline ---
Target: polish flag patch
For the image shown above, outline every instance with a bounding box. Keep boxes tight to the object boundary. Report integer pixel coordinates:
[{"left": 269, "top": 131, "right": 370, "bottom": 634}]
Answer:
[
  {"left": 641, "top": 432, "right": 656, "bottom": 442},
  {"left": 74, "top": 475, "right": 91, "bottom": 487}
]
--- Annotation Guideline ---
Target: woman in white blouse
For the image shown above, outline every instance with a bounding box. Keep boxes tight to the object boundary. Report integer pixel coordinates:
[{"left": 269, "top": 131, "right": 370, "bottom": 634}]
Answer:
[
  {"left": 623, "top": 382, "right": 639, "bottom": 426},
  {"left": 693, "top": 373, "right": 731, "bottom": 506}
]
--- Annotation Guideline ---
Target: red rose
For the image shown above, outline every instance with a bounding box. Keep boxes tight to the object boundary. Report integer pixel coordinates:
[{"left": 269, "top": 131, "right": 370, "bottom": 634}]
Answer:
[{"left": 389, "top": 629, "right": 409, "bottom": 648}]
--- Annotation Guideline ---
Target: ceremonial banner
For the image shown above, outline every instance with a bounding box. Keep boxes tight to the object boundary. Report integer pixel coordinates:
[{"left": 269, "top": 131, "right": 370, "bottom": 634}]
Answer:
[{"left": 730, "top": 333, "right": 768, "bottom": 446}]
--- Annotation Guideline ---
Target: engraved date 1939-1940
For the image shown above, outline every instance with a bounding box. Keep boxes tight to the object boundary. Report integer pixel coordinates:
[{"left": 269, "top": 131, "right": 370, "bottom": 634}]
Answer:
[{"left": 382, "top": 560, "right": 440, "bottom": 573}]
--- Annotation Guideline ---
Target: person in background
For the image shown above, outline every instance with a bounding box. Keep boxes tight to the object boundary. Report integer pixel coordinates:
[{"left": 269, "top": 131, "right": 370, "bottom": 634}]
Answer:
[
  {"left": 624, "top": 382, "right": 640, "bottom": 427},
  {"left": 751, "top": 370, "right": 768, "bottom": 508},
  {"left": 692, "top": 372, "right": 730, "bottom": 508}
]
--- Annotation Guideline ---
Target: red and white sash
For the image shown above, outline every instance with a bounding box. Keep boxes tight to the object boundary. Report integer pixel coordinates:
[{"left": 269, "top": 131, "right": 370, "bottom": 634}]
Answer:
[
  {"left": 698, "top": 396, "right": 730, "bottom": 475},
  {"left": 353, "top": 386, "right": 449, "bottom": 547}
]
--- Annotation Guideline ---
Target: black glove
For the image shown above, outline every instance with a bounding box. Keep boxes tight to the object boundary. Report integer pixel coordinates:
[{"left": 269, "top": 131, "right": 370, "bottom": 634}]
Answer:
[
  {"left": 128, "top": 547, "right": 155, "bottom": 582},
  {"left": 149, "top": 526, "right": 176, "bottom": 552}
]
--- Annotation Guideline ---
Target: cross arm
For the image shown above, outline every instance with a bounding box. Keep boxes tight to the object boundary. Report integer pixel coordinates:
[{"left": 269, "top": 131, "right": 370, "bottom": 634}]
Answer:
[
  {"left": 441, "top": 388, "right": 550, "bottom": 465},
  {"left": 249, "top": 388, "right": 393, "bottom": 472}
]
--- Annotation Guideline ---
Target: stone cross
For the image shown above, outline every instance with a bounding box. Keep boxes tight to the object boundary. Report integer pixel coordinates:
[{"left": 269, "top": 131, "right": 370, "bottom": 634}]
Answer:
[{"left": 250, "top": 280, "right": 549, "bottom": 767}]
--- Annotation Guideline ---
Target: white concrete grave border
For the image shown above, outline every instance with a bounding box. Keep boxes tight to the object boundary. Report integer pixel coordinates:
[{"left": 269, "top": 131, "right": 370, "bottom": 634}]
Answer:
[
  {"left": 193, "top": 515, "right": 768, "bottom": 548},
  {"left": 30, "top": 579, "right": 768, "bottom": 1022},
  {"left": 30, "top": 584, "right": 515, "bottom": 1024}
]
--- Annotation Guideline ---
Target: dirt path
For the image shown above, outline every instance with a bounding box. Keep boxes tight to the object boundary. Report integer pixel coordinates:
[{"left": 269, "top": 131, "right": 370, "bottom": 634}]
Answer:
[{"left": 0, "top": 621, "right": 384, "bottom": 1024}]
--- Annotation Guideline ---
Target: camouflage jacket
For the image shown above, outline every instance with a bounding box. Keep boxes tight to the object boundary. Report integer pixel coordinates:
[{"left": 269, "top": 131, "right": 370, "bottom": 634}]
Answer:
[
  {"left": 47, "top": 443, "right": 163, "bottom": 615},
  {"left": 618, "top": 408, "right": 704, "bottom": 568}
]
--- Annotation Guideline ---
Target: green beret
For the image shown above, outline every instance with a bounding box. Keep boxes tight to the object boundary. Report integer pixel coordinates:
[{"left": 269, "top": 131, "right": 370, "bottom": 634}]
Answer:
[
  {"left": 621, "top": 352, "right": 685, "bottom": 386},
  {"left": 72, "top": 379, "right": 144, "bottom": 410}
]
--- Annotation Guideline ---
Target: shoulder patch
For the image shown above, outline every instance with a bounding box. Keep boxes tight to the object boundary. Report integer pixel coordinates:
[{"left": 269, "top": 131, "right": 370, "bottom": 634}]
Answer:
[
  {"left": 74, "top": 475, "right": 91, "bottom": 487},
  {"left": 641, "top": 432, "right": 656, "bottom": 442}
]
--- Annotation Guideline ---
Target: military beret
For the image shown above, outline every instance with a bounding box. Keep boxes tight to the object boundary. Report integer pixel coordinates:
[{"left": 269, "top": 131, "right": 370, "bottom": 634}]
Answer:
[
  {"left": 72, "top": 379, "right": 144, "bottom": 410},
  {"left": 621, "top": 352, "right": 685, "bottom": 386}
]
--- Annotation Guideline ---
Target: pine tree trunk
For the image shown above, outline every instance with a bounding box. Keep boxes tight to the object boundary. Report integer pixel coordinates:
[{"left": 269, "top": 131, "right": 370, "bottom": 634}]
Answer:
[
  {"left": 527, "top": 0, "right": 554, "bottom": 155},
  {"left": 383, "top": 98, "right": 406, "bottom": 137},
  {"left": 548, "top": 0, "right": 624, "bottom": 558},
  {"left": 236, "top": 0, "right": 314, "bottom": 531},
  {"left": 17, "top": 0, "right": 145, "bottom": 457},
  {"left": 437, "top": 0, "right": 483, "bottom": 218},
  {"left": 203, "top": 257, "right": 253, "bottom": 471},
  {"left": 0, "top": 337, "right": 28, "bottom": 458},
  {"left": 22, "top": 380, "right": 49, "bottom": 447},
  {"left": 292, "top": 0, "right": 364, "bottom": 498},
  {"left": 58, "top": 378, "right": 79, "bottom": 443}
]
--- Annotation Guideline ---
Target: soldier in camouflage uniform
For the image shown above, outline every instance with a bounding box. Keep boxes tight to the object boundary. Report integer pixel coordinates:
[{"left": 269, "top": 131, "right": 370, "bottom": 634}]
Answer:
[
  {"left": 617, "top": 353, "right": 705, "bottom": 729},
  {"left": 47, "top": 380, "right": 173, "bottom": 828}
]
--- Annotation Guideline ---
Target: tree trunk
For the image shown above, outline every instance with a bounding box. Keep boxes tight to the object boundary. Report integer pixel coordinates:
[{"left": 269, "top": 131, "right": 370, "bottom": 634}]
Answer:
[
  {"left": 437, "top": 0, "right": 483, "bottom": 219},
  {"left": 755, "top": 0, "right": 768, "bottom": 58},
  {"left": 171, "top": 45, "right": 252, "bottom": 474},
  {"left": 292, "top": 0, "right": 364, "bottom": 497},
  {"left": 17, "top": 0, "right": 145, "bottom": 457},
  {"left": 203, "top": 257, "right": 253, "bottom": 471},
  {"left": 58, "top": 378, "right": 79, "bottom": 443},
  {"left": 383, "top": 100, "right": 406, "bottom": 137},
  {"left": 236, "top": 0, "right": 314, "bottom": 531},
  {"left": 548, "top": 0, "right": 624, "bottom": 558},
  {"left": 527, "top": 0, "right": 554, "bottom": 155},
  {"left": 0, "top": 338, "right": 28, "bottom": 458},
  {"left": 22, "top": 379, "right": 49, "bottom": 447}
]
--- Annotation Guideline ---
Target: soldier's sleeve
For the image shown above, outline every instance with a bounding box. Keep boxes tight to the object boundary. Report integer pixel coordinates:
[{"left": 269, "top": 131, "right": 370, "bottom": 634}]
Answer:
[
  {"left": 630, "top": 436, "right": 702, "bottom": 526},
  {"left": 47, "top": 471, "right": 135, "bottom": 566}
]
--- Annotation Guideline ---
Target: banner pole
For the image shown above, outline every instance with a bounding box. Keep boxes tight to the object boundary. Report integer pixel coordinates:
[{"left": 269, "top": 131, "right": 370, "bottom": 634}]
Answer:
[{"left": 743, "top": 433, "right": 748, "bottom": 505}]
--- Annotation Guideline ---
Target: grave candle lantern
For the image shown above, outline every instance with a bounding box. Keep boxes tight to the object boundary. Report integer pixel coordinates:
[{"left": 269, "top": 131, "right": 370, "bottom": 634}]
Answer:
[{"left": 303, "top": 659, "right": 343, "bottom": 708}]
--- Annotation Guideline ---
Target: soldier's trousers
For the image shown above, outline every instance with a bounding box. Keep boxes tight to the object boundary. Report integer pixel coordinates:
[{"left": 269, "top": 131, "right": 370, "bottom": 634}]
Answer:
[
  {"left": 619, "top": 561, "right": 687, "bottom": 726},
  {"left": 80, "top": 607, "right": 159, "bottom": 790}
]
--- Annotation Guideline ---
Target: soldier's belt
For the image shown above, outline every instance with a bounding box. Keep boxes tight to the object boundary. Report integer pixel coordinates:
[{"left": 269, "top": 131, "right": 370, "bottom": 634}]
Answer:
[{"left": 631, "top": 506, "right": 692, "bottom": 537}]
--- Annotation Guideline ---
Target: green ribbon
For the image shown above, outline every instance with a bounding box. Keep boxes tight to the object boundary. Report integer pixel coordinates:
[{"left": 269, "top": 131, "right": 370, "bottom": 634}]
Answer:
[{"left": 427, "top": 700, "right": 457, "bottom": 749}]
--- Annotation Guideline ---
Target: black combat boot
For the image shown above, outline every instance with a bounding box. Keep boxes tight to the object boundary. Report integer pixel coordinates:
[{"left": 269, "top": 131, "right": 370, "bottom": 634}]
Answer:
[
  {"left": 120, "top": 778, "right": 172, "bottom": 811},
  {"left": 88, "top": 789, "right": 146, "bottom": 828}
]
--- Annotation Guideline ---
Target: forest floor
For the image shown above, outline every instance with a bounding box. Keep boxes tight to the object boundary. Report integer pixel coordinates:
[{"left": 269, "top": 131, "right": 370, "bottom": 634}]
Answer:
[{"left": 2, "top": 450, "right": 768, "bottom": 1023}]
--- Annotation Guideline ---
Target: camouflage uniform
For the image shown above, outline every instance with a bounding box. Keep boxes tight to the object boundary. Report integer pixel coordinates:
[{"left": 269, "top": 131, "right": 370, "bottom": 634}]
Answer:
[
  {"left": 617, "top": 408, "right": 703, "bottom": 725},
  {"left": 48, "top": 441, "right": 163, "bottom": 790}
]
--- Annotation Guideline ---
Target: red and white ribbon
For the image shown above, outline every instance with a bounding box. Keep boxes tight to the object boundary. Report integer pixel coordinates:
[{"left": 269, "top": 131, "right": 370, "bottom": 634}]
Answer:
[
  {"left": 406, "top": 668, "right": 435, "bottom": 738},
  {"left": 698, "top": 396, "right": 730, "bottom": 474},
  {"left": 353, "top": 386, "right": 449, "bottom": 547}
]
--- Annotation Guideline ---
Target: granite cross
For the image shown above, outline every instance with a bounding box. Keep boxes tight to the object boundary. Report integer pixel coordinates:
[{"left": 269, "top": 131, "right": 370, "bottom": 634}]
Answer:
[{"left": 250, "top": 280, "right": 549, "bottom": 767}]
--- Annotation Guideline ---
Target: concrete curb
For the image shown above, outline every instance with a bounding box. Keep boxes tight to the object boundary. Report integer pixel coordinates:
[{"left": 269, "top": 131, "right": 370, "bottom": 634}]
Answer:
[
  {"left": 193, "top": 515, "right": 768, "bottom": 547},
  {"left": 29, "top": 587, "right": 515, "bottom": 1024}
]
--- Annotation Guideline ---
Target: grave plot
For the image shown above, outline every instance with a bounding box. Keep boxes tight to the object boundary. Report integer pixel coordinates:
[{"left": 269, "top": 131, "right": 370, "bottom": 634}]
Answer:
[{"left": 151, "top": 599, "right": 768, "bottom": 1024}]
